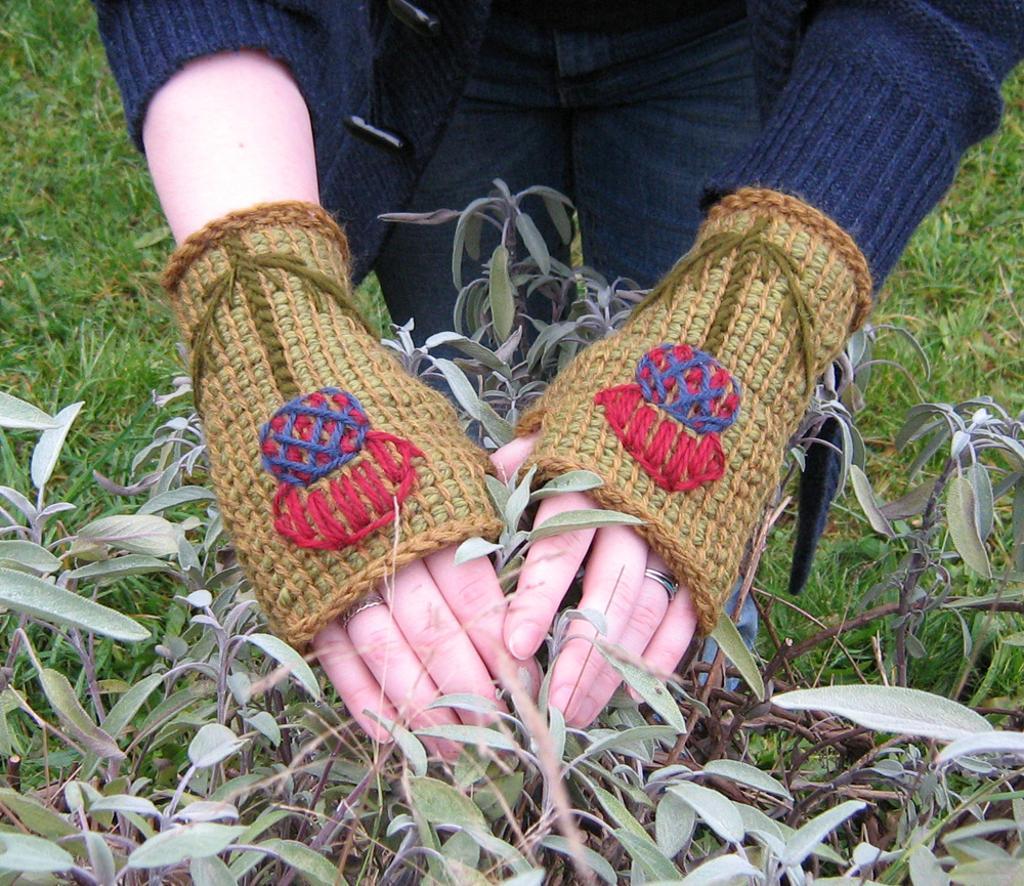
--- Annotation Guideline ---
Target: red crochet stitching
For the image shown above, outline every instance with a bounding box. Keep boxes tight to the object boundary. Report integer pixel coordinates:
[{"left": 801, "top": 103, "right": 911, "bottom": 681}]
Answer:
[
  {"left": 271, "top": 432, "right": 422, "bottom": 550},
  {"left": 596, "top": 385, "right": 725, "bottom": 491}
]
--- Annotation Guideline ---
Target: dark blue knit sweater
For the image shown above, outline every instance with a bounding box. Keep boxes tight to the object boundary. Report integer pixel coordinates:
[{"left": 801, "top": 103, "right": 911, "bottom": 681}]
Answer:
[{"left": 93, "top": 0, "right": 1024, "bottom": 285}]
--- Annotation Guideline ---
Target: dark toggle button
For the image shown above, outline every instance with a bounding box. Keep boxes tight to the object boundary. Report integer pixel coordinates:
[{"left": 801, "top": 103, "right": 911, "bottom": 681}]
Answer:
[
  {"left": 343, "top": 115, "right": 409, "bottom": 153},
  {"left": 387, "top": 0, "right": 441, "bottom": 36}
]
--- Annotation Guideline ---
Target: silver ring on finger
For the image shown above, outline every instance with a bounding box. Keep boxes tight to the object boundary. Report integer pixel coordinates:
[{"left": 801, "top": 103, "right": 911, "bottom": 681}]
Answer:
[
  {"left": 340, "top": 592, "right": 387, "bottom": 630},
  {"left": 644, "top": 568, "right": 679, "bottom": 601}
]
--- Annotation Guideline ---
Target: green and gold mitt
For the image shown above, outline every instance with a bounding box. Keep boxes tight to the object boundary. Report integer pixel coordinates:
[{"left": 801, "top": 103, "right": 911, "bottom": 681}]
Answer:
[
  {"left": 520, "top": 189, "right": 873, "bottom": 634},
  {"left": 162, "top": 202, "right": 500, "bottom": 647}
]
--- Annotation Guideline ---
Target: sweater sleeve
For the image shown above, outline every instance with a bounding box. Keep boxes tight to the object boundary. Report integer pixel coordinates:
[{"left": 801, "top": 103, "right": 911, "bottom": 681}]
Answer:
[
  {"left": 705, "top": 0, "right": 1024, "bottom": 288},
  {"left": 91, "top": 0, "right": 342, "bottom": 153}
]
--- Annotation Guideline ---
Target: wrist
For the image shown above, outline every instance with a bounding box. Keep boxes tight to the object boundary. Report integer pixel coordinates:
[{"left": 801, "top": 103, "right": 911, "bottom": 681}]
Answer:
[
  {"left": 700, "top": 188, "right": 873, "bottom": 336},
  {"left": 162, "top": 201, "right": 357, "bottom": 414}
]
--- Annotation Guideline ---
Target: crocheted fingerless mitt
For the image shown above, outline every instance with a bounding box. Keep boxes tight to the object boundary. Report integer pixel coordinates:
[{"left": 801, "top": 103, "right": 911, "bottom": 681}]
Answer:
[
  {"left": 162, "top": 202, "right": 500, "bottom": 647},
  {"left": 520, "top": 189, "right": 873, "bottom": 635}
]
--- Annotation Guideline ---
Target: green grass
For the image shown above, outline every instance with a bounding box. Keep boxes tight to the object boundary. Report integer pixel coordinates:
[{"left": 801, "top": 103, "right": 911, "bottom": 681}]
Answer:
[
  {"left": 1, "top": 1, "right": 176, "bottom": 503},
  {"left": 2, "top": 0, "right": 1023, "bottom": 703},
  {"left": 761, "top": 76, "right": 1024, "bottom": 702}
]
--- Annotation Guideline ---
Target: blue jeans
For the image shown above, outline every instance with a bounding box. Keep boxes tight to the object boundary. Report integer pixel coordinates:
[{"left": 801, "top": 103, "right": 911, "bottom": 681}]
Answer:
[
  {"left": 375, "top": 7, "right": 761, "bottom": 652},
  {"left": 376, "top": 5, "right": 759, "bottom": 335}
]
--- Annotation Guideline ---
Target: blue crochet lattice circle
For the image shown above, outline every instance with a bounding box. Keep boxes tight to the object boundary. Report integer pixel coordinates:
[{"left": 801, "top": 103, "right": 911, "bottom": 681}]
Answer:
[
  {"left": 259, "top": 388, "right": 370, "bottom": 486},
  {"left": 635, "top": 344, "right": 741, "bottom": 434}
]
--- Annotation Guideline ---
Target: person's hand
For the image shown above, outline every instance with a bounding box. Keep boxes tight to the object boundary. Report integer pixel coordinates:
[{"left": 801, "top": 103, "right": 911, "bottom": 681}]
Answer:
[
  {"left": 508, "top": 189, "right": 872, "bottom": 661},
  {"left": 312, "top": 543, "right": 539, "bottom": 756},
  {"left": 161, "top": 203, "right": 517, "bottom": 758},
  {"left": 492, "top": 435, "right": 699, "bottom": 728}
]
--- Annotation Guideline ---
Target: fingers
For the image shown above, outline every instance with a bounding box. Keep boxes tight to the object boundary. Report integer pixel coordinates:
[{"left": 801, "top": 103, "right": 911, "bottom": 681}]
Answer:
[
  {"left": 344, "top": 600, "right": 462, "bottom": 757},
  {"left": 504, "top": 491, "right": 597, "bottom": 659},
  {"left": 317, "top": 544, "right": 542, "bottom": 753},
  {"left": 547, "top": 525, "right": 648, "bottom": 722},
  {"left": 489, "top": 433, "right": 537, "bottom": 482},
  {"left": 424, "top": 546, "right": 541, "bottom": 696},
  {"left": 556, "top": 563, "right": 672, "bottom": 727},
  {"left": 641, "top": 578, "right": 700, "bottom": 679},
  {"left": 387, "top": 557, "right": 501, "bottom": 723},
  {"left": 312, "top": 621, "right": 397, "bottom": 743},
  {"left": 317, "top": 551, "right": 522, "bottom": 755},
  {"left": 542, "top": 548, "right": 700, "bottom": 727}
]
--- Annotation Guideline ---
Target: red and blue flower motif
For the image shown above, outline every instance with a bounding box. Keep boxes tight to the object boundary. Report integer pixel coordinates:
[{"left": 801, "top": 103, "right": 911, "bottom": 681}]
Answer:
[
  {"left": 259, "top": 388, "right": 421, "bottom": 550},
  {"left": 594, "top": 344, "right": 741, "bottom": 492}
]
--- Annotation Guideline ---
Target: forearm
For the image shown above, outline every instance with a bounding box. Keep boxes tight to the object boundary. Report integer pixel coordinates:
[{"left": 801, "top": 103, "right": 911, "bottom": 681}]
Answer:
[{"left": 142, "top": 49, "right": 319, "bottom": 242}]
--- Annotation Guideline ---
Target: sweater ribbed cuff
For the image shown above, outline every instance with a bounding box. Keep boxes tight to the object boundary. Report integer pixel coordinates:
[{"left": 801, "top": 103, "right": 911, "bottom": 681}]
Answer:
[
  {"left": 705, "top": 52, "right": 960, "bottom": 290},
  {"left": 93, "top": 0, "right": 321, "bottom": 152}
]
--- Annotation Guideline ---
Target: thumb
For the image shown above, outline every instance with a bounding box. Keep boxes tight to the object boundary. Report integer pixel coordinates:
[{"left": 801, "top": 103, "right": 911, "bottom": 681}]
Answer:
[{"left": 490, "top": 433, "right": 538, "bottom": 483}]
